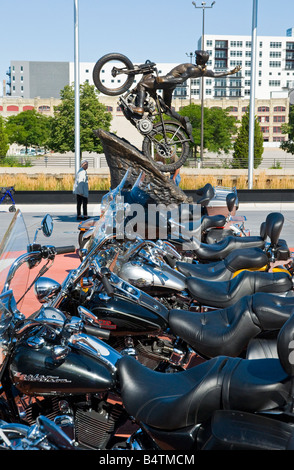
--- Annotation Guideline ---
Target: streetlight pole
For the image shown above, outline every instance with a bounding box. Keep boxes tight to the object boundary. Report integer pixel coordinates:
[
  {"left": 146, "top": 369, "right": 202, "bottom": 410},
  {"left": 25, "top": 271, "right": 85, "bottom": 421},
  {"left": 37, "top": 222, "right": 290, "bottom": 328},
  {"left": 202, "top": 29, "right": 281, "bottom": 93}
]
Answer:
[
  {"left": 74, "top": 0, "right": 80, "bottom": 175},
  {"left": 185, "top": 52, "right": 194, "bottom": 104},
  {"left": 192, "top": 1, "right": 215, "bottom": 166},
  {"left": 248, "top": 0, "right": 258, "bottom": 189}
]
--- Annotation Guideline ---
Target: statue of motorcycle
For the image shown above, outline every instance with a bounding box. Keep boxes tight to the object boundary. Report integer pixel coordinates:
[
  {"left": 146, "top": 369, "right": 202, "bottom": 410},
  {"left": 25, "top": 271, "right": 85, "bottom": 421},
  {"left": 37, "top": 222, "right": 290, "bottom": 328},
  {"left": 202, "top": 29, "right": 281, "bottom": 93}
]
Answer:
[{"left": 92, "top": 53, "right": 194, "bottom": 172}]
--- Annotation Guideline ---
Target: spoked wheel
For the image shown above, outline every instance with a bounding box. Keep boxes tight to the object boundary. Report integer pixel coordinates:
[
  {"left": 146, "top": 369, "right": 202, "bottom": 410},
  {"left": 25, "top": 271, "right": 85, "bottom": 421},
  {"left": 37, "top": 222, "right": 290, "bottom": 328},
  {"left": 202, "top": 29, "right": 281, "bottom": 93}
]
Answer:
[
  {"left": 142, "top": 122, "right": 192, "bottom": 172},
  {"left": 92, "top": 53, "right": 135, "bottom": 96}
]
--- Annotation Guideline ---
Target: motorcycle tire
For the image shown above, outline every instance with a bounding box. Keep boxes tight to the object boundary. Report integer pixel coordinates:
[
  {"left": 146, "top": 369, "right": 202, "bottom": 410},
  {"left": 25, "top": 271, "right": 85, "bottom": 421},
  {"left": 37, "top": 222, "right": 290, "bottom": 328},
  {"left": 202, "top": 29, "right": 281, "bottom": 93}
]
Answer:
[
  {"left": 92, "top": 53, "right": 135, "bottom": 96},
  {"left": 142, "top": 122, "right": 192, "bottom": 172}
]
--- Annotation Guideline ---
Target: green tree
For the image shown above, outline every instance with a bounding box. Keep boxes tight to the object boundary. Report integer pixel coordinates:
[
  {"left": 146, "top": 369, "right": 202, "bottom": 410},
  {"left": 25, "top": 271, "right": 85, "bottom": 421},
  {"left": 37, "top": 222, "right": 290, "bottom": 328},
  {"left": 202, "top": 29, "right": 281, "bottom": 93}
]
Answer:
[
  {"left": 48, "top": 82, "right": 112, "bottom": 156},
  {"left": 281, "top": 104, "right": 294, "bottom": 154},
  {"left": 6, "top": 109, "right": 50, "bottom": 152},
  {"left": 232, "top": 110, "right": 264, "bottom": 169},
  {"left": 0, "top": 116, "right": 9, "bottom": 159},
  {"left": 179, "top": 103, "right": 237, "bottom": 153}
]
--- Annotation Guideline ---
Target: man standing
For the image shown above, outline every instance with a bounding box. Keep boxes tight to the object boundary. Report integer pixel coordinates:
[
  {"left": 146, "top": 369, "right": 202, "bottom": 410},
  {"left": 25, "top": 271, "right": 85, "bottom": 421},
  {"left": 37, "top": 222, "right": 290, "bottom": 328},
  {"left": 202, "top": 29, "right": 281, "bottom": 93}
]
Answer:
[{"left": 73, "top": 159, "right": 89, "bottom": 220}]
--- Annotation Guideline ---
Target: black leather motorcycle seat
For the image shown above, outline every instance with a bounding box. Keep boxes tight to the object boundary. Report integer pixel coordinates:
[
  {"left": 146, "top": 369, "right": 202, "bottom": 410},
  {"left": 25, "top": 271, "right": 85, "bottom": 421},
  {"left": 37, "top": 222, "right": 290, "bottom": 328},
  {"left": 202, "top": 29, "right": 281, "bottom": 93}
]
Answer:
[
  {"left": 176, "top": 259, "right": 231, "bottom": 281},
  {"left": 168, "top": 292, "right": 294, "bottom": 358},
  {"left": 186, "top": 271, "right": 292, "bottom": 308},
  {"left": 246, "top": 338, "right": 278, "bottom": 359},
  {"left": 192, "top": 236, "right": 266, "bottom": 262},
  {"left": 227, "top": 357, "right": 291, "bottom": 412},
  {"left": 201, "top": 215, "right": 226, "bottom": 231},
  {"left": 201, "top": 410, "right": 294, "bottom": 450},
  {"left": 117, "top": 354, "right": 290, "bottom": 431},
  {"left": 252, "top": 292, "right": 294, "bottom": 329},
  {"left": 118, "top": 354, "right": 226, "bottom": 430},
  {"left": 118, "top": 311, "right": 294, "bottom": 431},
  {"left": 169, "top": 295, "right": 260, "bottom": 357},
  {"left": 224, "top": 247, "right": 268, "bottom": 272},
  {"left": 176, "top": 247, "right": 268, "bottom": 282}
]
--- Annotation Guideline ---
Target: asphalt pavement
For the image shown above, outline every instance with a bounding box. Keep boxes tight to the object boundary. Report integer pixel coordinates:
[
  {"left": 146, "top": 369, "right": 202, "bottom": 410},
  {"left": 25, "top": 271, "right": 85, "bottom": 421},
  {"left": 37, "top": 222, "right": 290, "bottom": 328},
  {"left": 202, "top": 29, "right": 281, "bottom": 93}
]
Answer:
[{"left": 1, "top": 202, "right": 294, "bottom": 249}]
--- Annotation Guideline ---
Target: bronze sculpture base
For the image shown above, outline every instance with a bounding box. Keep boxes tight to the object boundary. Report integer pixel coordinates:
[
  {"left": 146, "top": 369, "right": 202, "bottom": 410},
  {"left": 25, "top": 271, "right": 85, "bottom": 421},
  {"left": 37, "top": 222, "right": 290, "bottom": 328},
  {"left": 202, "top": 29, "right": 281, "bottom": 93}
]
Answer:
[{"left": 94, "top": 129, "right": 192, "bottom": 205}]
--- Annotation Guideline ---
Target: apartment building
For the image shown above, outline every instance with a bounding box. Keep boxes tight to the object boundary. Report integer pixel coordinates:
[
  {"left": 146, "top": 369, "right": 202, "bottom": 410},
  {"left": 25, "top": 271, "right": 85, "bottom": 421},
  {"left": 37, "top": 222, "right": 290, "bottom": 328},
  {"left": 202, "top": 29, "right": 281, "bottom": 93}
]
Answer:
[{"left": 195, "top": 33, "right": 294, "bottom": 101}]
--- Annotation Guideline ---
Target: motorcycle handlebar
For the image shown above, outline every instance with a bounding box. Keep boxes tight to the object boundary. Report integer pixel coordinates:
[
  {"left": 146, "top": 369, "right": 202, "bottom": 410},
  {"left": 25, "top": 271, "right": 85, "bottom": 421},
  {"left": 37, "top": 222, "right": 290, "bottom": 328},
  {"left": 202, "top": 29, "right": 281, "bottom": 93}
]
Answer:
[
  {"left": 101, "top": 275, "right": 114, "bottom": 297},
  {"left": 54, "top": 245, "right": 76, "bottom": 255},
  {"left": 83, "top": 323, "right": 111, "bottom": 340}
]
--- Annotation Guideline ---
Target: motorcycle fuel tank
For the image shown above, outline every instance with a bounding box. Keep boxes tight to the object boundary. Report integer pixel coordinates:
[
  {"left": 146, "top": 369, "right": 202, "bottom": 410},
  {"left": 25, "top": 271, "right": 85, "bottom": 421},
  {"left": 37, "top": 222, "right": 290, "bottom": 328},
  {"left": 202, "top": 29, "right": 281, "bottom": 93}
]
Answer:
[
  {"left": 119, "top": 261, "right": 187, "bottom": 292},
  {"left": 9, "top": 336, "right": 119, "bottom": 396},
  {"left": 87, "top": 292, "right": 169, "bottom": 335}
]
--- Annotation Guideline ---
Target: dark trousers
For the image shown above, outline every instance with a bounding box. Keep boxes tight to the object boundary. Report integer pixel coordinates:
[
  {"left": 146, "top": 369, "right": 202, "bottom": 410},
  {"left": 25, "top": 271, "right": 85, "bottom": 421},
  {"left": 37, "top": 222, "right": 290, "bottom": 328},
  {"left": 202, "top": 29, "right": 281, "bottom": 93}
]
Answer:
[{"left": 76, "top": 194, "right": 88, "bottom": 216}]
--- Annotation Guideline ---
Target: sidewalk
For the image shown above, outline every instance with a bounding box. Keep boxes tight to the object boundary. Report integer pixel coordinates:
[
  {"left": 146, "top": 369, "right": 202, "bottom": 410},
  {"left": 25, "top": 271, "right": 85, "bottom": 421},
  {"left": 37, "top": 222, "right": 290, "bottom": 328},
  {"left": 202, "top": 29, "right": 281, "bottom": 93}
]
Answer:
[{"left": 13, "top": 202, "right": 294, "bottom": 214}]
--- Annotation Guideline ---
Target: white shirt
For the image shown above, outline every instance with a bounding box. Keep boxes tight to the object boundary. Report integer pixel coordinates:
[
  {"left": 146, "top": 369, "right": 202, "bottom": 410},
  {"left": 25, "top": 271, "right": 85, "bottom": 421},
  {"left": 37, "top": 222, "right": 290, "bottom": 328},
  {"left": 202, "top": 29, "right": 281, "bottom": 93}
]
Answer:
[{"left": 73, "top": 167, "right": 89, "bottom": 198}]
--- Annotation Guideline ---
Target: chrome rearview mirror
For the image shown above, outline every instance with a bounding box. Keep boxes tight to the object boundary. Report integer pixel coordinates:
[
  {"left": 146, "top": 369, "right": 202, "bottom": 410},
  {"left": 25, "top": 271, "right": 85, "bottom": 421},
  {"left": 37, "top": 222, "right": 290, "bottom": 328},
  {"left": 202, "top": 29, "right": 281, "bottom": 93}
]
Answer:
[{"left": 33, "top": 214, "right": 54, "bottom": 243}]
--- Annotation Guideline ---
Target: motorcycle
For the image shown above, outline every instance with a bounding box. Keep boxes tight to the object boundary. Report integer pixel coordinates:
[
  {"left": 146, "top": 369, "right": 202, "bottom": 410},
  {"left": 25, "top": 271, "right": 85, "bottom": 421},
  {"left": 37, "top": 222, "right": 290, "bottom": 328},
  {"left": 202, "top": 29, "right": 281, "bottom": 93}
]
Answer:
[
  {"left": 3, "top": 213, "right": 294, "bottom": 451},
  {"left": 78, "top": 179, "right": 248, "bottom": 251},
  {"left": 32, "top": 209, "right": 294, "bottom": 367},
  {"left": 92, "top": 53, "right": 194, "bottom": 172}
]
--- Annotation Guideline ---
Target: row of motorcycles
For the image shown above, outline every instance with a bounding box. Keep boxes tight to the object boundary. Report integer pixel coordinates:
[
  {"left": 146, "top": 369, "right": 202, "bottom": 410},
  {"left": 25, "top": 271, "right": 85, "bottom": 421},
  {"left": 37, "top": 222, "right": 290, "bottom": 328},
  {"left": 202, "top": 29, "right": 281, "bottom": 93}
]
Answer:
[{"left": 1, "top": 169, "right": 294, "bottom": 450}]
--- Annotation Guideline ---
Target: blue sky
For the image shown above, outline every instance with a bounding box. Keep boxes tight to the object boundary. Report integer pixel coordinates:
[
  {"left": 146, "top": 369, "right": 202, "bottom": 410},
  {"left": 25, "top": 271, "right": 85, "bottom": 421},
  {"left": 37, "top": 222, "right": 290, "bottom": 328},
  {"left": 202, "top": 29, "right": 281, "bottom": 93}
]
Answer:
[{"left": 1, "top": 0, "right": 293, "bottom": 96}]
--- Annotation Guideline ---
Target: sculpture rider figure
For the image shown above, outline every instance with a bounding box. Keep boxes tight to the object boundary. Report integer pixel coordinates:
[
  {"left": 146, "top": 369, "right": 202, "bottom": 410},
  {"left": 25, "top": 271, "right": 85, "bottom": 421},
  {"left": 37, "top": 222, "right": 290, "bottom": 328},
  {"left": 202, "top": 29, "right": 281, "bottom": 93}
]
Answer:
[{"left": 131, "top": 50, "right": 242, "bottom": 115}]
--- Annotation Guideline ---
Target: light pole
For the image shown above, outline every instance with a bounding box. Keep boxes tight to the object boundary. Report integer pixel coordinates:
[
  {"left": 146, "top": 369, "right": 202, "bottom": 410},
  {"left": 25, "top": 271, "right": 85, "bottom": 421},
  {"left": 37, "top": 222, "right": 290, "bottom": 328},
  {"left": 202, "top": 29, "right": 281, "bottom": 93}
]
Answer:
[
  {"left": 74, "top": 0, "right": 80, "bottom": 175},
  {"left": 192, "top": 1, "right": 215, "bottom": 165},
  {"left": 185, "top": 52, "right": 194, "bottom": 104},
  {"left": 248, "top": 0, "right": 258, "bottom": 189}
]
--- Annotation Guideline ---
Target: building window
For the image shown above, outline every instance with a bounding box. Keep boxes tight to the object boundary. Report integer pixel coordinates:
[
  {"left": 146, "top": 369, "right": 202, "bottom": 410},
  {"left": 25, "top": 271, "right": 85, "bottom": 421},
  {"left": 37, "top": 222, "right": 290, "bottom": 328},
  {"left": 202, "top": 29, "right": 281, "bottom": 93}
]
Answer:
[
  {"left": 7, "top": 105, "right": 19, "bottom": 111},
  {"left": 215, "top": 60, "right": 227, "bottom": 68},
  {"left": 269, "top": 61, "right": 281, "bottom": 67},
  {"left": 270, "top": 42, "right": 282, "bottom": 48},
  {"left": 273, "top": 136, "right": 285, "bottom": 142},
  {"left": 261, "top": 127, "right": 269, "bottom": 133},
  {"left": 230, "top": 50, "right": 242, "bottom": 57},
  {"left": 270, "top": 51, "right": 281, "bottom": 58},
  {"left": 38, "top": 105, "right": 50, "bottom": 112},
  {"left": 274, "top": 106, "right": 286, "bottom": 112},
  {"left": 273, "top": 116, "right": 286, "bottom": 122},
  {"left": 258, "top": 115, "right": 269, "bottom": 122},
  {"left": 273, "top": 127, "right": 282, "bottom": 133},
  {"left": 258, "top": 106, "right": 269, "bottom": 112},
  {"left": 269, "top": 80, "right": 281, "bottom": 86},
  {"left": 245, "top": 61, "right": 251, "bottom": 67},
  {"left": 230, "top": 41, "right": 243, "bottom": 47}
]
